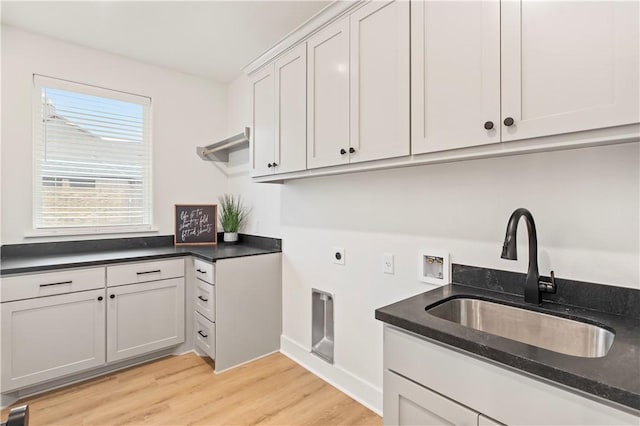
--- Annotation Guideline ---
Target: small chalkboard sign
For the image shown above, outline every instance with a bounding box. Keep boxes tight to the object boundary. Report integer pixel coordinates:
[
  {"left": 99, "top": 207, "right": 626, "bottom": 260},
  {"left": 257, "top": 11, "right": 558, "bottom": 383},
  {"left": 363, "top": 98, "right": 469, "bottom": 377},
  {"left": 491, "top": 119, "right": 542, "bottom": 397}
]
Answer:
[{"left": 174, "top": 204, "right": 217, "bottom": 246}]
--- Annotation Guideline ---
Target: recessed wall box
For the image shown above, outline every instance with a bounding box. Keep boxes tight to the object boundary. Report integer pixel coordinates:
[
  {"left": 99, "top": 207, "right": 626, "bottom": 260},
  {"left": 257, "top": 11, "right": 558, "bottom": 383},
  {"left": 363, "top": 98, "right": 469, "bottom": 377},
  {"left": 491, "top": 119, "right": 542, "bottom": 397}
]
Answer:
[
  {"left": 311, "top": 289, "right": 334, "bottom": 364},
  {"left": 419, "top": 250, "right": 450, "bottom": 285}
]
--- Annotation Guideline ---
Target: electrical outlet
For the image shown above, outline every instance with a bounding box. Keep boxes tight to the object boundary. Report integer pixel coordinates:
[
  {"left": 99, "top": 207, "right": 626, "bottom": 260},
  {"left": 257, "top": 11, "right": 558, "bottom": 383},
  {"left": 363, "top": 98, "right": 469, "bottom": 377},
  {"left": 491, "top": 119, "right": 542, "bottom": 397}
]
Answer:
[
  {"left": 383, "top": 253, "right": 394, "bottom": 274},
  {"left": 332, "top": 247, "right": 345, "bottom": 265}
]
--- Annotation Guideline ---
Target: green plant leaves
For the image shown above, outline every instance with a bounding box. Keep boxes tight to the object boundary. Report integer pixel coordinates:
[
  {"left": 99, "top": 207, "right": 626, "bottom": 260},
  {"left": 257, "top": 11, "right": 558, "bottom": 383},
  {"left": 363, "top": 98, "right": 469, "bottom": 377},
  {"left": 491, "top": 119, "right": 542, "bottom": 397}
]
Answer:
[{"left": 218, "top": 193, "right": 249, "bottom": 233}]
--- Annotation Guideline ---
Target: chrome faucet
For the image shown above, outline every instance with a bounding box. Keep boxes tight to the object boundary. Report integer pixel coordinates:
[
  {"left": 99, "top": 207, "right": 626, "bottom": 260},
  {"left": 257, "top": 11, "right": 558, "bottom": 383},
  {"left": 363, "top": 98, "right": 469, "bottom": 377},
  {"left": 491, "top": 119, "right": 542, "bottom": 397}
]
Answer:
[{"left": 501, "top": 208, "right": 556, "bottom": 305}]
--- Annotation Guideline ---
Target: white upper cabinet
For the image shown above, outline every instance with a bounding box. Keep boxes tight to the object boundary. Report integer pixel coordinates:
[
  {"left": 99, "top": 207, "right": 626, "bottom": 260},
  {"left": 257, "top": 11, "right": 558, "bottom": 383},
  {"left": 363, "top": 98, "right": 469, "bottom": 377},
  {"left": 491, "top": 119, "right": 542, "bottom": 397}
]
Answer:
[
  {"left": 250, "top": 64, "right": 276, "bottom": 177},
  {"left": 274, "top": 43, "right": 307, "bottom": 174},
  {"left": 411, "top": 1, "right": 501, "bottom": 154},
  {"left": 412, "top": 0, "right": 639, "bottom": 152},
  {"left": 246, "top": 0, "right": 638, "bottom": 181},
  {"left": 251, "top": 46, "right": 307, "bottom": 176},
  {"left": 307, "top": 18, "right": 351, "bottom": 169},
  {"left": 307, "top": 1, "right": 410, "bottom": 169},
  {"left": 501, "top": 0, "right": 639, "bottom": 141},
  {"left": 350, "top": 0, "right": 410, "bottom": 163}
]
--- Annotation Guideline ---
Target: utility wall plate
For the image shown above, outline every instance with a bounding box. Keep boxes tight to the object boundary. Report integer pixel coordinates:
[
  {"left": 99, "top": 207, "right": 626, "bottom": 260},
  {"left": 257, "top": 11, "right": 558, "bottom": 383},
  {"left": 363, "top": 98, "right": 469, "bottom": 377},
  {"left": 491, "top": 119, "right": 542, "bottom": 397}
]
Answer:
[
  {"left": 383, "top": 253, "right": 394, "bottom": 274},
  {"left": 332, "top": 247, "right": 345, "bottom": 265},
  {"left": 418, "top": 250, "right": 450, "bottom": 285}
]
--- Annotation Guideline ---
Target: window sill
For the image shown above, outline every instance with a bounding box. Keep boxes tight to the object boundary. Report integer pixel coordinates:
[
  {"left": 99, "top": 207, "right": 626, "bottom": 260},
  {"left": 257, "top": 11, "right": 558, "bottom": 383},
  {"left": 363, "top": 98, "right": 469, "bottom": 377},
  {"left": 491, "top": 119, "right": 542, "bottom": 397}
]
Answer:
[{"left": 24, "top": 226, "right": 159, "bottom": 239}]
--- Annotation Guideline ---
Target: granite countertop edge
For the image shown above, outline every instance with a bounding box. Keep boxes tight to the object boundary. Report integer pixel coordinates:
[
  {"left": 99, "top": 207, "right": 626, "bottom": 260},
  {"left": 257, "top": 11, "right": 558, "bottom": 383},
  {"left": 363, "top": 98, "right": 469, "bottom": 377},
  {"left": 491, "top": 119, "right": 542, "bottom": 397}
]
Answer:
[
  {"left": 375, "top": 283, "right": 640, "bottom": 413},
  {"left": 0, "top": 244, "right": 282, "bottom": 276}
]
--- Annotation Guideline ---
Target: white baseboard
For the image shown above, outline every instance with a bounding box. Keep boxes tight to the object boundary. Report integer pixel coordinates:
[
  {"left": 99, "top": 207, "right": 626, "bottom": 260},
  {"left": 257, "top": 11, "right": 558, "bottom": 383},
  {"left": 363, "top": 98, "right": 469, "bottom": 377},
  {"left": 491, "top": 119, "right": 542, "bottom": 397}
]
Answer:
[{"left": 280, "top": 335, "right": 382, "bottom": 416}]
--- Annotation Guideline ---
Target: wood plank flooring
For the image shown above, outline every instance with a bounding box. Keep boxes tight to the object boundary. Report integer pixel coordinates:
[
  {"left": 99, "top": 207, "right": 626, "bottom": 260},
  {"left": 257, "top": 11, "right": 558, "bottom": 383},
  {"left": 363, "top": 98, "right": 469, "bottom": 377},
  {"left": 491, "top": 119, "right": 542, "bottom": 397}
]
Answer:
[{"left": 1, "top": 352, "right": 381, "bottom": 425}]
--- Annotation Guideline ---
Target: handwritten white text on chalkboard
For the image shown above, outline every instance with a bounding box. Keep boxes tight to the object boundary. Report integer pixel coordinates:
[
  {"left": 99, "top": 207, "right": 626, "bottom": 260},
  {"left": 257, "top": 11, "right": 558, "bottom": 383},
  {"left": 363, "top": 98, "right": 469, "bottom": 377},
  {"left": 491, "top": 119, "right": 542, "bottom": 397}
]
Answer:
[{"left": 179, "top": 208, "right": 213, "bottom": 241}]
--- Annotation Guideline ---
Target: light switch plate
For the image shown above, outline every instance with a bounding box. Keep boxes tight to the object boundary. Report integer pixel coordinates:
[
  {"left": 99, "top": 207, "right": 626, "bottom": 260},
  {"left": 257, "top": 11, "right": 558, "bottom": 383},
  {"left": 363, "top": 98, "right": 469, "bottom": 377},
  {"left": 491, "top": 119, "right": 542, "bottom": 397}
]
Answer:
[
  {"left": 383, "top": 253, "right": 394, "bottom": 274},
  {"left": 332, "top": 247, "right": 345, "bottom": 265}
]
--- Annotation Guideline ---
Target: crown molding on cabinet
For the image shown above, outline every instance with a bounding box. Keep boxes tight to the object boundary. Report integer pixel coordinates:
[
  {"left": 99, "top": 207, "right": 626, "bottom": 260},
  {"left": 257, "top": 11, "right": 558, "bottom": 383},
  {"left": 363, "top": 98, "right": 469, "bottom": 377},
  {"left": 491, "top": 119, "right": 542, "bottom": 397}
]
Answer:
[{"left": 242, "top": 0, "right": 364, "bottom": 76}]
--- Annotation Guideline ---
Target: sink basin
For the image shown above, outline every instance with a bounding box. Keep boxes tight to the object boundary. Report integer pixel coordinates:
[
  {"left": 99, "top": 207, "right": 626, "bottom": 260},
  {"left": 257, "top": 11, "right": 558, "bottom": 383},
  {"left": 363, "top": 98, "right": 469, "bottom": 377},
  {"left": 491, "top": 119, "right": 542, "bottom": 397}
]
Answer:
[{"left": 426, "top": 298, "right": 615, "bottom": 358}]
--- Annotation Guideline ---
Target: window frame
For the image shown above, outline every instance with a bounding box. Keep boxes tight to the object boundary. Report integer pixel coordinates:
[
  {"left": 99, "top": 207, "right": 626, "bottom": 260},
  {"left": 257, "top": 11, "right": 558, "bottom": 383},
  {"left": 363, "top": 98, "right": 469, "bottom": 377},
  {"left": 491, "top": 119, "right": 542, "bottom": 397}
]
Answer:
[{"left": 30, "top": 74, "right": 155, "bottom": 237}]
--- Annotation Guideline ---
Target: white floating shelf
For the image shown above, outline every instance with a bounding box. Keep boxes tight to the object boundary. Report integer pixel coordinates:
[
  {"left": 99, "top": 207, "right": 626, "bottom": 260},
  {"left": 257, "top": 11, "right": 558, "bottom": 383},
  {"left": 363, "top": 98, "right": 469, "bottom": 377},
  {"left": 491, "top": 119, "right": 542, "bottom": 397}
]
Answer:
[{"left": 197, "top": 127, "right": 250, "bottom": 162}]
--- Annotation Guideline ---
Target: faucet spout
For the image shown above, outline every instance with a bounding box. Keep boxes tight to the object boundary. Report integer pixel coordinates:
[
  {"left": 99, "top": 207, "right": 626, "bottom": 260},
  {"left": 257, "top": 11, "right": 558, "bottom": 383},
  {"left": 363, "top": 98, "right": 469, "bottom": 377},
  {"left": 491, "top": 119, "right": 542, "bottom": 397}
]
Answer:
[{"left": 501, "top": 208, "right": 543, "bottom": 304}]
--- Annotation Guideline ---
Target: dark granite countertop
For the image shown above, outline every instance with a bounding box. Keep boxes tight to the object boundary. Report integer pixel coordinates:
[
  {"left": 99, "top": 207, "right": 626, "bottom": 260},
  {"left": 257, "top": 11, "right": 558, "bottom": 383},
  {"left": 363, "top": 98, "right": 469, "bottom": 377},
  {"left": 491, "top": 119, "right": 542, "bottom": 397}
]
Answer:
[
  {"left": 375, "top": 264, "right": 640, "bottom": 412},
  {"left": 0, "top": 235, "right": 281, "bottom": 276}
]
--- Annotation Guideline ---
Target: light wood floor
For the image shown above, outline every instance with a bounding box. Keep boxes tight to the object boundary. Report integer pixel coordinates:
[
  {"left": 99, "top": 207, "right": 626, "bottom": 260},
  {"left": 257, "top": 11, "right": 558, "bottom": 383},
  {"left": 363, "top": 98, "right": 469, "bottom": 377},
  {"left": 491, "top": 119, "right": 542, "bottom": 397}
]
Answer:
[{"left": 1, "top": 352, "right": 381, "bottom": 426}]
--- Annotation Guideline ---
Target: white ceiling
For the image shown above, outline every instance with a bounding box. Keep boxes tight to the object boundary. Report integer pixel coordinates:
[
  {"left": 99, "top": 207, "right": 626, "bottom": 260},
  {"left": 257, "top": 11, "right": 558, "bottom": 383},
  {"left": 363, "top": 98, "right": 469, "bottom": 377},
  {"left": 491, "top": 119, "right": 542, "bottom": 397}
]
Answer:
[{"left": 1, "top": 1, "right": 330, "bottom": 83}]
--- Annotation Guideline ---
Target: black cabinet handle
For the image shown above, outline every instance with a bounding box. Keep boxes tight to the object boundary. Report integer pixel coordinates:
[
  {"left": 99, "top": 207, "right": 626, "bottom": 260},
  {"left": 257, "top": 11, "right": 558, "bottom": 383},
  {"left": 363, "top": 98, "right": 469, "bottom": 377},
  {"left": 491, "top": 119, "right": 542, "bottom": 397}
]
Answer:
[
  {"left": 340, "top": 149, "right": 347, "bottom": 155},
  {"left": 136, "top": 270, "right": 161, "bottom": 275},
  {"left": 39, "top": 280, "right": 72, "bottom": 287},
  {"left": 349, "top": 147, "right": 356, "bottom": 154},
  {"left": 267, "top": 163, "right": 273, "bottom": 168},
  {"left": 196, "top": 269, "right": 206, "bottom": 274},
  {"left": 198, "top": 296, "right": 208, "bottom": 302},
  {"left": 484, "top": 121, "right": 494, "bottom": 130},
  {"left": 97, "top": 296, "right": 103, "bottom": 301},
  {"left": 272, "top": 162, "right": 278, "bottom": 167},
  {"left": 110, "top": 294, "right": 116, "bottom": 299},
  {"left": 503, "top": 117, "right": 515, "bottom": 126},
  {"left": 197, "top": 330, "right": 208, "bottom": 338}
]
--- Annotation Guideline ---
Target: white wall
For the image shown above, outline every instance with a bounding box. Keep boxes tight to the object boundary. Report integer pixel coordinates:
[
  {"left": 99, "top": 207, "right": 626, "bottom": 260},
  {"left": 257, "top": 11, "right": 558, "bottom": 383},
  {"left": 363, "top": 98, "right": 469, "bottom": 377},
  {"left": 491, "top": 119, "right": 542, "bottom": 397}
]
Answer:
[
  {"left": 1, "top": 25, "right": 228, "bottom": 244},
  {"left": 226, "top": 74, "right": 640, "bottom": 413}
]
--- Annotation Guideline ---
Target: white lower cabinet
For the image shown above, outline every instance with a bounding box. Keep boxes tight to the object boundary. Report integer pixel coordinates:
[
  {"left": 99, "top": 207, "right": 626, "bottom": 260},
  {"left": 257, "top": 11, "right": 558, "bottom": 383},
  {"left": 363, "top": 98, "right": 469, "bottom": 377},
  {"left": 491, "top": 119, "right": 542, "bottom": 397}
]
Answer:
[
  {"left": 106, "top": 278, "right": 185, "bottom": 363},
  {"left": 1, "top": 288, "right": 106, "bottom": 391},
  {"left": 384, "top": 326, "right": 638, "bottom": 425},
  {"left": 384, "top": 370, "right": 479, "bottom": 426},
  {"left": 1, "top": 258, "right": 186, "bottom": 394},
  {"left": 214, "top": 253, "right": 282, "bottom": 372}
]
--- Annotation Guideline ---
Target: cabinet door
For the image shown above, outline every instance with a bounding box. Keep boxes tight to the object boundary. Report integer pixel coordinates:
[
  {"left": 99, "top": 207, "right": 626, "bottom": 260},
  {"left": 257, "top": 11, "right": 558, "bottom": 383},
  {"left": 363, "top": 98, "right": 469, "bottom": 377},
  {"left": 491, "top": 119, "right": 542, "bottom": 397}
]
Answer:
[
  {"left": 250, "top": 64, "right": 275, "bottom": 177},
  {"left": 307, "top": 18, "right": 350, "bottom": 169},
  {"left": 384, "top": 370, "right": 478, "bottom": 426},
  {"left": 274, "top": 43, "right": 307, "bottom": 174},
  {"left": 501, "top": 0, "right": 640, "bottom": 141},
  {"left": 107, "top": 278, "right": 185, "bottom": 363},
  {"left": 1, "top": 289, "right": 106, "bottom": 391},
  {"left": 411, "top": 1, "right": 500, "bottom": 154},
  {"left": 350, "top": 0, "right": 410, "bottom": 163}
]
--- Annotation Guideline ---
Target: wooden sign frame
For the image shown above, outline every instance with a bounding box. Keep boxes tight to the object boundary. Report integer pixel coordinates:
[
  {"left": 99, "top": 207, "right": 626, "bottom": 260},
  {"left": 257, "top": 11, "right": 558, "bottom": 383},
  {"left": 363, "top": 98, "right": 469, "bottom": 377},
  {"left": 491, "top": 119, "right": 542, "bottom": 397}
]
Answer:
[{"left": 174, "top": 204, "right": 218, "bottom": 246}]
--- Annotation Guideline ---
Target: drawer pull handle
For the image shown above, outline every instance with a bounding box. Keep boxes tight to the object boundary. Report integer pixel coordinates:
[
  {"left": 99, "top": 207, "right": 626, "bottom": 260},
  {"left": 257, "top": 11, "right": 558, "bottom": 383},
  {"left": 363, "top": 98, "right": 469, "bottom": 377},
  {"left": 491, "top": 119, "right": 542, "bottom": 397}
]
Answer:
[
  {"left": 97, "top": 296, "right": 103, "bottom": 301},
  {"left": 136, "top": 270, "right": 161, "bottom": 275},
  {"left": 110, "top": 294, "right": 116, "bottom": 299},
  {"left": 198, "top": 296, "right": 209, "bottom": 302},
  {"left": 197, "top": 330, "right": 208, "bottom": 338},
  {"left": 196, "top": 269, "right": 206, "bottom": 274},
  {"left": 39, "top": 280, "right": 73, "bottom": 287}
]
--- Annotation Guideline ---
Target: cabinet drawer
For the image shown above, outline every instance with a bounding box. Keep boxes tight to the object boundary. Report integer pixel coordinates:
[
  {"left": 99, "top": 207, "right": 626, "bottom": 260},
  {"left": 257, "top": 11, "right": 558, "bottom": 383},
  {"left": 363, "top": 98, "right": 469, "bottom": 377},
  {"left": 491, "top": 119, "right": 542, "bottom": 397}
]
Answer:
[
  {"left": 194, "top": 258, "right": 214, "bottom": 284},
  {"left": 194, "top": 312, "right": 215, "bottom": 359},
  {"left": 0, "top": 267, "right": 105, "bottom": 302},
  {"left": 195, "top": 279, "right": 215, "bottom": 322},
  {"left": 106, "top": 258, "right": 184, "bottom": 287}
]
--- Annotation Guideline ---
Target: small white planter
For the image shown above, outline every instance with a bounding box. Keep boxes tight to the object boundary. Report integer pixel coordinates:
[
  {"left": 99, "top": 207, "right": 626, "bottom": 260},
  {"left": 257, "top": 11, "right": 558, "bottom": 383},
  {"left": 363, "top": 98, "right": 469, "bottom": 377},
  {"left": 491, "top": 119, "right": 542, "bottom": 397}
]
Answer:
[{"left": 223, "top": 232, "right": 238, "bottom": 243}]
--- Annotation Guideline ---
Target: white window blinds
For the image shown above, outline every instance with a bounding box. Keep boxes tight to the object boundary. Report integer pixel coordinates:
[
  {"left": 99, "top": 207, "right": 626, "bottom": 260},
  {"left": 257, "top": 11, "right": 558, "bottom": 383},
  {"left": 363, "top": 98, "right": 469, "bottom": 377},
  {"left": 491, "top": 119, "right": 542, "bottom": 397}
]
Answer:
[{"left": 33, "top": 75, "right": 153, "bottom": 231}]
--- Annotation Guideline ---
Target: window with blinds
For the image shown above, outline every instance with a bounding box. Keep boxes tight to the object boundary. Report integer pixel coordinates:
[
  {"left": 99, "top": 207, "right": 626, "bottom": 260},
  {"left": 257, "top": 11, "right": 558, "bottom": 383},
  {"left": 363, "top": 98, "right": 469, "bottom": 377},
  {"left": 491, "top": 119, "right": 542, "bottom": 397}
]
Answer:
[{"left": 33, "top": 75, "right": 153, "bottom": 231}]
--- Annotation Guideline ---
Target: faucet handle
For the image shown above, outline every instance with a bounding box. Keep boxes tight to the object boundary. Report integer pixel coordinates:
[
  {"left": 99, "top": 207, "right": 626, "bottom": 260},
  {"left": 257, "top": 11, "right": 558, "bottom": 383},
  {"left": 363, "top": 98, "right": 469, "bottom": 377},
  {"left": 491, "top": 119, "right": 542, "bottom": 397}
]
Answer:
[{"left": 539, "top": 270, "right": 557, "bottom": 294}]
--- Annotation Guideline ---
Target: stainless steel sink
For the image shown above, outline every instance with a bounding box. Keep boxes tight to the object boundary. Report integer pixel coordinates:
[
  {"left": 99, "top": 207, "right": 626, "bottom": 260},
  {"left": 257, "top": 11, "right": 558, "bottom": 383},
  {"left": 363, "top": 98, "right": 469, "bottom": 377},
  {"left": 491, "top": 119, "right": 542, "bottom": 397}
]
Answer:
[{"left": 426, "top": 298, "right": 615, "bottom": 358}]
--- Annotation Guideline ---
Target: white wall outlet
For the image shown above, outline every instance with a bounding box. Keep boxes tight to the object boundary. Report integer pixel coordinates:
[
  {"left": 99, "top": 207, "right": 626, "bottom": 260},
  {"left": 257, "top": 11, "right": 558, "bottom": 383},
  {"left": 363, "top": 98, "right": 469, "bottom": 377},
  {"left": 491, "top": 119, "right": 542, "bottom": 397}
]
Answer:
[
  {"left": 332, "top": 247, "right": 345, "bottom": 265},
  {"left": 383, "top": 253, "right": 394, "bottom": 274},
  {"left": 418, "top": 250, "right": 450, "bottom": 285}
]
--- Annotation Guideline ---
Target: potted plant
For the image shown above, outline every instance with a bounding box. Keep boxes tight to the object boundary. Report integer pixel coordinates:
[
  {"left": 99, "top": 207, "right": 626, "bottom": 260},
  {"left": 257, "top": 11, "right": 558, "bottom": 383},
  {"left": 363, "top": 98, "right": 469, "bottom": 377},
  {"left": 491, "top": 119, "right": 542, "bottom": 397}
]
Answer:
[{"left": 218, "top": 194, "right": 249, "bottom": 243}]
